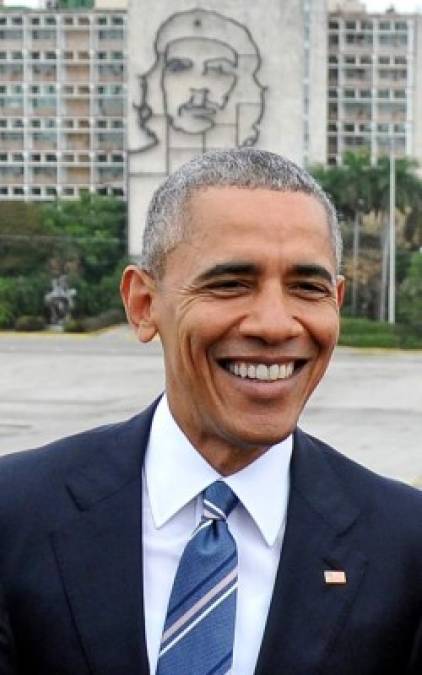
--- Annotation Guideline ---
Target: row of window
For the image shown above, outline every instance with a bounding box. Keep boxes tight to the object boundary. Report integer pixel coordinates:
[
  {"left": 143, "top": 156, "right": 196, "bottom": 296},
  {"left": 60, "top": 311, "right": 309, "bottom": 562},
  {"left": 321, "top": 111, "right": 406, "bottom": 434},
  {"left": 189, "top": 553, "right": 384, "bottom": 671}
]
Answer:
[
  {"left": 0, "top": 29, "right": 124, "bottom": 41},
  {"left": 329, "top": 88, "right": 407, "bottom": 99},
  {"left": 327, "top": 122, "right": 406, "bottom": 133},
  {"left": 0, "top": 15, "right": 125, "bottom": 27},
  {"left": 329, "top": 20, "right": 408, "bottom": 31},
  {"left": 0, "top": 185, "right": 125, "bottom": 198},
  {"left": 0, "top": 118, "right": 124, "bottom": 129},
  {"left": 0, "top": 61, "right": 124, "bottom": 79},
  {"left": 0, "top": 83, "right": 125, "bottom": 95},
  {"left": 0, "top": 51, "right": 125, "bottom": 61},
  {"left": 329, "top": 54, "right": 407, "bottom": 66},
  {"left": 329, "top": 34, "right": 408, "bottom": 47},
  {"left": 0, "top": 152, "right": 124, "bottom": 162}
]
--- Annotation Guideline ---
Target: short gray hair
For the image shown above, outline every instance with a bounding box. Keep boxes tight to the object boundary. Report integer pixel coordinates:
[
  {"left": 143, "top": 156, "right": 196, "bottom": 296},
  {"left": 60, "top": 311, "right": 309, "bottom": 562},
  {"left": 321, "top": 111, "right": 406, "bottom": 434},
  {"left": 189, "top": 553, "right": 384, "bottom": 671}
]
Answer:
[{"left": 141, "top": 148, "right": 341, "bottom": 276}]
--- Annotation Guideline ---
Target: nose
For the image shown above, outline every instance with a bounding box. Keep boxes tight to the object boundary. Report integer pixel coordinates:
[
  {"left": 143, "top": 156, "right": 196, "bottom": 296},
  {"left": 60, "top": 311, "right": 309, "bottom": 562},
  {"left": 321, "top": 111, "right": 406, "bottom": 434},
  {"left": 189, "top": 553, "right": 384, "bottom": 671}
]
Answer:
[
  {"left": 238, "top": 284, "right": 304, "bottom": 345},
  {"left": 188, "top": 88, "right": 209, "bottom": 105}
]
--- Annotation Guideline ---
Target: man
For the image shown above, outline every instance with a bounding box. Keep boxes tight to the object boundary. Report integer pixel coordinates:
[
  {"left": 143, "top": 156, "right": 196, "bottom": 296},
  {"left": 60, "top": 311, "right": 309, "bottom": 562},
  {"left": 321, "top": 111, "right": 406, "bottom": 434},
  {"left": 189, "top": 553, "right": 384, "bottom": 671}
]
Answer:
[
  {"left": 0, "top": 148, "right": 421, "bottom": 674},
  {"left": 131, "top": 8, "right": 265, "bottom": 155}
]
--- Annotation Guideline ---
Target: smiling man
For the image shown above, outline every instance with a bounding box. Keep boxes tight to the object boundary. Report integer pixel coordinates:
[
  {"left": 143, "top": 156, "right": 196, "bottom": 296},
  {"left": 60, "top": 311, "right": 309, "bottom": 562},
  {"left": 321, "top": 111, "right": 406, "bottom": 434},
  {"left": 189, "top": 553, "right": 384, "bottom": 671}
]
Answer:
[{"left": 0, "top": 149, "right": 421, "bottom": 675}]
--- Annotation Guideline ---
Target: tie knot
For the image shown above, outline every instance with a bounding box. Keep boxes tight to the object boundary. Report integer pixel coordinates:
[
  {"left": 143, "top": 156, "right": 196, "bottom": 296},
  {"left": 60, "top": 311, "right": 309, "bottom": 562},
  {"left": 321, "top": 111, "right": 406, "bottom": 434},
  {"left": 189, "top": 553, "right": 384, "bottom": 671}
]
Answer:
[{"left": 203, "top": 481, "right": 238, "bottom": 520}]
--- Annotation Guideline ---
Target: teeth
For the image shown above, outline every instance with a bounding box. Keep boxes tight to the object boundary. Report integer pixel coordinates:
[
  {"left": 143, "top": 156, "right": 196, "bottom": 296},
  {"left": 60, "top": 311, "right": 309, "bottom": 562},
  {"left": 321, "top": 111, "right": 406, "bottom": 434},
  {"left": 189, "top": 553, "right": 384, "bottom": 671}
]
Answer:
[
  {"left": 247, "top": 364, "right": 256, "bottom": 379},
  {"left": 226, "top": 361, "right": 296, "bottom": 382},
  {"left": 239, "top": 363, "right": 248, "bottom": 378}
]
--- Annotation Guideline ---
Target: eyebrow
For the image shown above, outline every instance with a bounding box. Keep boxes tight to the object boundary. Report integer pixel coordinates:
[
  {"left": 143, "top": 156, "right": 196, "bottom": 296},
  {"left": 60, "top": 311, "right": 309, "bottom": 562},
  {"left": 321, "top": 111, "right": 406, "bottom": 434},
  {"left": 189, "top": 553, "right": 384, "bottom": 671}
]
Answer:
[
  {"left": 194, "top": 261, "right": 258, "bottom": 284},
  {"left": 292, "top": 264, "right": 335, "bottom": 285},
  {"left": 195, "top": 261, "right": 335, "bottom": 285}
]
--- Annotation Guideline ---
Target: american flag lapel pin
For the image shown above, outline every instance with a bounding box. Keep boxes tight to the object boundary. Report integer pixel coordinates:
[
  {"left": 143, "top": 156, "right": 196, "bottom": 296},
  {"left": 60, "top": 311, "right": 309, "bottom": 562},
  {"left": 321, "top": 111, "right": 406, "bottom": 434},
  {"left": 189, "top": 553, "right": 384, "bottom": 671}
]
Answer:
[{"left": 324, "top": 570, "right": 347, "bottom": 585}]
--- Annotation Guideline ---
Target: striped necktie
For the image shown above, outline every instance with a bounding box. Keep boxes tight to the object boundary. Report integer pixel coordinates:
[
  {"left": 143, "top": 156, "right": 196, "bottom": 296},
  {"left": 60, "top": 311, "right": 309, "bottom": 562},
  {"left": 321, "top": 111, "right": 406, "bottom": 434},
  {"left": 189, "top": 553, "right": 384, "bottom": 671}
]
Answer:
[{"left": 156, "top": 481, "right": 239, "bottom": 675}]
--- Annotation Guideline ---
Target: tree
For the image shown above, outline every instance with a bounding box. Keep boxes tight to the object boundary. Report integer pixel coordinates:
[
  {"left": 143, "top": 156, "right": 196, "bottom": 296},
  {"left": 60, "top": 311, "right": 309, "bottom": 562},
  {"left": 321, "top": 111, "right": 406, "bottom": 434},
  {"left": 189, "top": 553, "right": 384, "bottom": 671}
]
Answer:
[
  {"left": 398, "top": 251, "right": 422, "bottom": 332},
  {"left": 311, "top": 152, "right": 422, "bottom": 321},
  {"left": 41, "top": 193, "right": 126, "bottom": 283}
]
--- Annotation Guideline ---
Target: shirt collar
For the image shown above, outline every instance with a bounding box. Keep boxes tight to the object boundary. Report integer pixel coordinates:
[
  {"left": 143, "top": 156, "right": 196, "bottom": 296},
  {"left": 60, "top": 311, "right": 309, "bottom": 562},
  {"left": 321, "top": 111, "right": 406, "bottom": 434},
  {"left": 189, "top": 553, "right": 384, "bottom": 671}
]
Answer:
[{"left": 145, "top": 395, "right": 293, "bottom": 547}]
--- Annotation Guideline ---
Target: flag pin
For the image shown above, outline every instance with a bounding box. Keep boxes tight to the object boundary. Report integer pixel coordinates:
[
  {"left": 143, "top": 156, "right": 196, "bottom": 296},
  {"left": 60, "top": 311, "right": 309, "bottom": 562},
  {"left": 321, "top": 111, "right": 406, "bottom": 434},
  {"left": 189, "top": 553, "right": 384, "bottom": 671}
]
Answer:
[{"left": 324, "top": 570, "right": 347, "bottom": 585}]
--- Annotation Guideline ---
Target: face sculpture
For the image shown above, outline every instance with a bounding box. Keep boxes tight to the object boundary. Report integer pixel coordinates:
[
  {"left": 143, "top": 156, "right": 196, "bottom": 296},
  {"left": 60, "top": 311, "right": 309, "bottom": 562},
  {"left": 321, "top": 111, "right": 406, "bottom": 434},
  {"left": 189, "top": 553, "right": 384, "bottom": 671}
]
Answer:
[
  {"left": 122, "top": 188, "right": 345, "bottom": 475},
  {"left": 134, "top": 9, "right": 265, "bottom": 150},
  {"left": 162, "top": 38, "right": 237, "bottom": 134}
]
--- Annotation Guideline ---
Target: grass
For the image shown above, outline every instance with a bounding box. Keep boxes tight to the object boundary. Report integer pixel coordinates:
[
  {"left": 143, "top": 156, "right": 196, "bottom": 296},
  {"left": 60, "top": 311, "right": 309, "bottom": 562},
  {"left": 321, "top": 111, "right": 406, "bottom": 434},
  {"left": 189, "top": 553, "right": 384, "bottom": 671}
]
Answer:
[{"left": 339, "top": 317, "right": 422, "bottom": 349}]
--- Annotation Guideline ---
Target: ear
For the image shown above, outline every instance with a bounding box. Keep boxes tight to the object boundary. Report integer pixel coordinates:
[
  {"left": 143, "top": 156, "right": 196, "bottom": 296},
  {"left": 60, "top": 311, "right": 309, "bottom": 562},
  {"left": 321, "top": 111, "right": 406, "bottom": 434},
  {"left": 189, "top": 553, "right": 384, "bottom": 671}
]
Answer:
[
  {"left": 120, "top": 265, "right": 158, "bottom": 343},
  {"left": 336, "top": 275, "right": 346, "bottom": 309}
]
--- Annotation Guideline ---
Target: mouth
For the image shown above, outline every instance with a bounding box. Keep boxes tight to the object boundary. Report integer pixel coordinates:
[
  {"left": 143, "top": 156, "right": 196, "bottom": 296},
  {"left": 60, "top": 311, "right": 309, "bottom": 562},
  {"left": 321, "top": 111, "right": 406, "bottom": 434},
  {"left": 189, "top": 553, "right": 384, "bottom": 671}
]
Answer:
[{"left": 218, "top": 359, "right": 306, "bottom": 383}]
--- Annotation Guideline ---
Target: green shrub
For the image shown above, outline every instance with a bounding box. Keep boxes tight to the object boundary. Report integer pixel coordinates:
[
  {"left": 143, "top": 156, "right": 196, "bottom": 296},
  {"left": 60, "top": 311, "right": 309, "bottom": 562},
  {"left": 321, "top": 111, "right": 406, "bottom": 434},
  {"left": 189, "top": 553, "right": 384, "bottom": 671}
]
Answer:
[
  {"left": 63, "top": 319, "right": 86, "bottom": 333},
  {"left": 14, "top": 315, "right": 46, "bottom": 332},
  {"left": 0, "top": 303, "right": 14, "bottom": 329},
  {"left": 64, "top": 308, "right": 125, "bottom": 333}
]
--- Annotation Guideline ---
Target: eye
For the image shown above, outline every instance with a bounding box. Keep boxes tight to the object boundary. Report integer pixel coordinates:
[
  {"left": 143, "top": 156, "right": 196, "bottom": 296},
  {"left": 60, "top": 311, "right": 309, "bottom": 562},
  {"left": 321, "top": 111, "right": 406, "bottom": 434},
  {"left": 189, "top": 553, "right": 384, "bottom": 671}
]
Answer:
[
  {"left": 165, "top": 58, "right": 192, "bottom": 73},
  {"left": 205, "top": 279, "right": 250, "bottom": 295},
  {"left": 204, "top": 59, "right": 235, "bottom": 76},
  {"left": 291, "top": 282, "right": 331, "bottom": 298}
]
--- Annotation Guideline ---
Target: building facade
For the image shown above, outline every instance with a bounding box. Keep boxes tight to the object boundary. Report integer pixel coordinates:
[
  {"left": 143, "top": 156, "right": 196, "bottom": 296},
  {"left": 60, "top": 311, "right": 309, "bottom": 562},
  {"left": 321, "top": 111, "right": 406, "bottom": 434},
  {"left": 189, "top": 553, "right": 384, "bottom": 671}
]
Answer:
[
  {"left": 327, "top": 6, "right": 422, "bottom": 165},
  {"left": 0, "top": 7, "right": 126, "bottom": 200}
]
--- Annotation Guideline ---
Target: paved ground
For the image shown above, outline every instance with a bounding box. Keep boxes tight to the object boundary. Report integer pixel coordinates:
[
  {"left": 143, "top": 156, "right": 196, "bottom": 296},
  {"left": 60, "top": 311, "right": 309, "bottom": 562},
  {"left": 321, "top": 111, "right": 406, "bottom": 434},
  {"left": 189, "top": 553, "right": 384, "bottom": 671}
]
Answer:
[{"left": 0, "top": 326, "right": 421, "bottom": 486}]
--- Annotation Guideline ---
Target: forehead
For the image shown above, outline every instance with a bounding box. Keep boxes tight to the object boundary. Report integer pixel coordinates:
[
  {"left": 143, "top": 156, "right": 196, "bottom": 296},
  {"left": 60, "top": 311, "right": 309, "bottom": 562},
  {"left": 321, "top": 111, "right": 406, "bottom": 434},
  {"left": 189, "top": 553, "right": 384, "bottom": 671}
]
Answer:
[
  {"left": 165, "top": 38, "right": 237, "bottom": 62},
  {"left": 173, "top": 186, "right": 335, "bottom": 273}
]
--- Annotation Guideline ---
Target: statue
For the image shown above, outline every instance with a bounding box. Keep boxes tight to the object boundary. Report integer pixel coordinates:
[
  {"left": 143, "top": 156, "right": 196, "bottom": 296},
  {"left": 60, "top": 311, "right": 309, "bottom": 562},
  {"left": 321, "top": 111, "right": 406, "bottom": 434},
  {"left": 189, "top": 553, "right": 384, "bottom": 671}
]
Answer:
[{"left": 44, "top": 275, "right": 76, "bottom": 327}]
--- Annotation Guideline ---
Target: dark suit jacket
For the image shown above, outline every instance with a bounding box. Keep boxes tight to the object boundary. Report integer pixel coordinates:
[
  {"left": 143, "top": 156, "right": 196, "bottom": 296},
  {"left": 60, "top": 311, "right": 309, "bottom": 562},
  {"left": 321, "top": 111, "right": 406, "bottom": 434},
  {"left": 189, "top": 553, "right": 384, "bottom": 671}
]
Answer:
[{"left": 0, "top": 399, "right": 421, "bottom": 675}]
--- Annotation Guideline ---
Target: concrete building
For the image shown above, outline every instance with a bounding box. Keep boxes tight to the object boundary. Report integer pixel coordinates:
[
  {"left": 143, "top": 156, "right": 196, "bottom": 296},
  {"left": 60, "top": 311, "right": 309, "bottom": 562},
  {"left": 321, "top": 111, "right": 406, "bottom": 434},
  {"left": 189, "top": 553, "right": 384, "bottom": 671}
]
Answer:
[
  {"left": 327, "top": 2, "right": 421, "bottom": 165},
  {"left": 126, "top": 0, "right": 328, "bottom": 258},
  {"left": 0, "top": 5, "right": 126, "bottom": 200}
]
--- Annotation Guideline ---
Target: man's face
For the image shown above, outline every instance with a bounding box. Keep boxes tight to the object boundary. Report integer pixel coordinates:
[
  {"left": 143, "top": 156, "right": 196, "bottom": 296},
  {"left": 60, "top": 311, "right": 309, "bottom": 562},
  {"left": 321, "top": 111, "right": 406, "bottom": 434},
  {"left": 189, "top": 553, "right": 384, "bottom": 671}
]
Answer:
[
  {"left": 137, "top": 187, "right": 344, "bottom": 471},
  {"left": 162, "top": 38, "right": 237, "bottom": 134}
]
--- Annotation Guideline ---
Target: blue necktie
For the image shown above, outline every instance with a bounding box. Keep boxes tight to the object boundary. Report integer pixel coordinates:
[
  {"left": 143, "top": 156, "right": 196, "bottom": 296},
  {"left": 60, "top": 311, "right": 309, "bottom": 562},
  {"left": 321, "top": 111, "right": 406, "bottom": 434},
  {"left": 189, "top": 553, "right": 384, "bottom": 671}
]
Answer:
[{"left": 156, "top": 481, "right": 239, "bottom": 675}]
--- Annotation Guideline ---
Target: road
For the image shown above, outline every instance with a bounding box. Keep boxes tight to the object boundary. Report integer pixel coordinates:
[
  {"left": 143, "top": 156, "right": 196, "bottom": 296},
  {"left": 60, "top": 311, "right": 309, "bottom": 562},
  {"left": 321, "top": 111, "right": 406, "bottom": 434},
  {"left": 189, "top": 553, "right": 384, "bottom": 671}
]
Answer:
[{"left": 0, "top": 326, "right": 421, "bottom": 486}]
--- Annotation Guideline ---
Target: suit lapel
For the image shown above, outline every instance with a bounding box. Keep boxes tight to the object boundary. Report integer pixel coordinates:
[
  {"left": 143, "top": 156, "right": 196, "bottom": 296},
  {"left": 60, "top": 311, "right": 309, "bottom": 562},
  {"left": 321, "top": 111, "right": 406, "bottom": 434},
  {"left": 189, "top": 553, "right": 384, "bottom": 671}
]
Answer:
[
  {"left": 51, "top": 402, "right": 159, "bottom": 675},
  {"left": 255, "top": 429, "right": 368, "bottom": 675}
]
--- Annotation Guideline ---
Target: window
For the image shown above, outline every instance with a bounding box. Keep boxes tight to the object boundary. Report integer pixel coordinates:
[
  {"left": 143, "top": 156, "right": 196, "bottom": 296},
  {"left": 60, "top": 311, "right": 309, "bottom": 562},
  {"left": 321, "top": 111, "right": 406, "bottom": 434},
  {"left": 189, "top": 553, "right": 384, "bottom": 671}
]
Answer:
[
  {"left": 31, "top": 187, "right": 42, "bottom": 195},
  {"left": 344, "top": 56, "right": 356, "bottom": 64},
  {"left": 378, "top": 89, "right": 390, "bottom": 98},
  {"left": 395, "top": 56, "right": 406, "bottom": 65},
  {"left": 343, "top": 123, "right": 354, "bottom": 132},
  {"left": 379, "top": 21, "right": 391, "bottom": 31},
  {"left": 97, "top": 16, "right": 107, "bottom": 25},
  {"left": 46, "top": 187, "right": 57, "bottom": 196},
  {"left": 112, "top": 16, "right": 124, "bottom": 25},
  {"left": 345, "top": 21, "right": 356, "bottom": 30},
  {"left": 12, "top": 153, "right": 23, "bottom": 162},
  {"left": 31, "top": 119, "right": 41, "bottom": 128},
  {"left": 361, "top": 21, "right": 373, "bottom": 30},
  {"left": 12, "top": 119, "right": 23, "bottom": 128},
  {"left": 395, "top": 22, "right": 407, "bottom": 31},
  {"left": 64, "top": 17, "right": 74, "bottom": 26},
  {"left": 12, "top": 51, "right": 23, "bottom": 60},
  {"left": 31, "top": 17, "right": 40, "bottom": 25},
  {"left": 11, "top": 17, "right": 22, "bottom": 25},
  {"left": 45, "top": 51, "right": 56, "bottom": 60},
  {"left": 78, "top": 17, "right": 90, "bottom": 26},
  {"left": 31, "top": 52, "right": 40, "bottom": 60},
  {"left": 394, "top": 90, "right": 406, "bottom": 99},
  {"left": 13, "top": 187, "right": 24, "bottom": 196},
  {"left": 329, "top": 21, "right": 338, "bottom": 30},
  {"left": 360, "top": 56, "right": 371, "bottom": 65},
  {"left": 328, "top": 55, "right": 338, "bottom": 64},
  {"left": 45, "top": 153, "right": 57, "bottom": 162},
  {"left": 45, "top": 17, "right": 56, "bottom": 26},
  {"left": 379, "top": 56, "right": 390, "bottom": 65},
  {"left": 31, "top": 153, "right": 41, "bottom": 161},
  {"left": 344, "top": 88, "right": 355, "bottom": 98}
]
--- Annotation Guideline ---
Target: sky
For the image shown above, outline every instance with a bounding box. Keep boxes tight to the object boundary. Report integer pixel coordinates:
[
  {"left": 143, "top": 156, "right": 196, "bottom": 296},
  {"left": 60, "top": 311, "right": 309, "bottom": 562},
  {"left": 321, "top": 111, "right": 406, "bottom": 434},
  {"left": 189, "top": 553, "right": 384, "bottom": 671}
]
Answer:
[
  {"left": 365, "top": 0, "right": 422, "bottom": 11},
  {"left": 3, "top": 0, "right": 422, "bottom": 13}
]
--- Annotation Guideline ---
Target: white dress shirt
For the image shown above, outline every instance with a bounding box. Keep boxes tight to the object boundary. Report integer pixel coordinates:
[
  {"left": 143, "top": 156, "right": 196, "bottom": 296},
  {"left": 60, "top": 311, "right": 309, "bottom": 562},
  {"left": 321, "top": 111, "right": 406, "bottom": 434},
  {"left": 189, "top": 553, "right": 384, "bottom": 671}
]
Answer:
[{"left": 142, "top": 396, "right": 293, "bottom": 674}]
